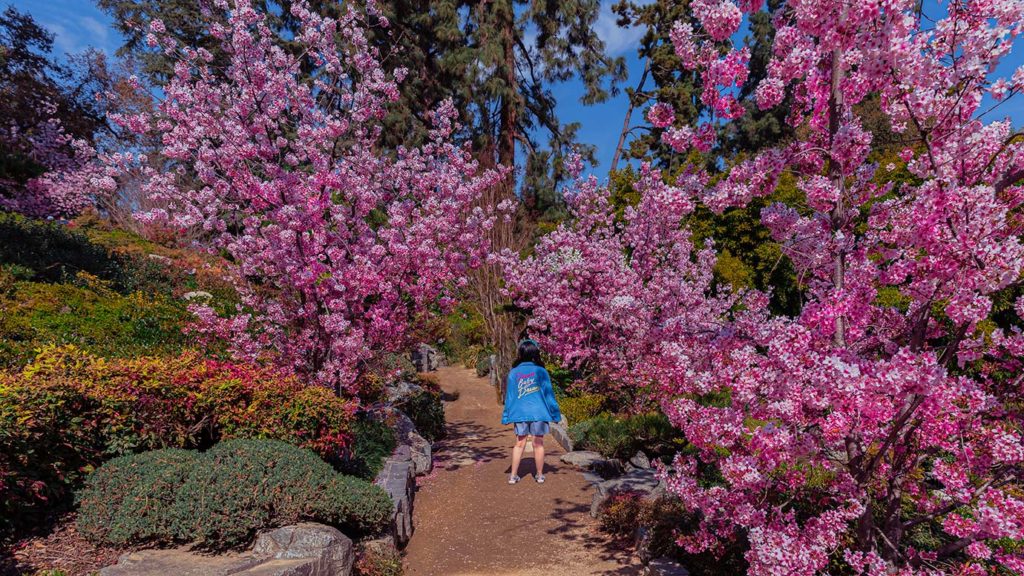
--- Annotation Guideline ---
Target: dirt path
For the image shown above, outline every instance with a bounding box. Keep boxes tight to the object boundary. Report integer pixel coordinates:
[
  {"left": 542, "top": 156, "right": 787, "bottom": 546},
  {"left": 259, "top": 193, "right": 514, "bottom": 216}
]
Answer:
[{"left": 403, "top": 367, "right": 641, "bottom": 576}]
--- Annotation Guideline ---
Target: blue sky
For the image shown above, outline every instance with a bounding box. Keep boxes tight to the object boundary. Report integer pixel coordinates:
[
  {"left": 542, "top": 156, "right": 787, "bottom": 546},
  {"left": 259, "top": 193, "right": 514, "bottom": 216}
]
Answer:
[{"left": 11, "top": 0, "right": 1023, "bottom": 181}]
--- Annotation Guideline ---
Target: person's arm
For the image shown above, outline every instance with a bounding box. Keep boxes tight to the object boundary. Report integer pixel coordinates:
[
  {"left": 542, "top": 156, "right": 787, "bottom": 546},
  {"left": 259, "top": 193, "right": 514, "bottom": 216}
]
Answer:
[{"left": 540, "top": 369, "right": 562, "bottom": 422}]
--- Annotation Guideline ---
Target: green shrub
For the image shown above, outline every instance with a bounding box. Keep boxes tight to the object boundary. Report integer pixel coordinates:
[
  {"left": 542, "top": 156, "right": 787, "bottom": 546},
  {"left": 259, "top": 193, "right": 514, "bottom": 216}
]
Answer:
[
  {"left": 336, "top": 417, "right": 397, "bottom": 480},
  {"left": 77, "top": 440, "right": 392, "bottom": 551},
  {"left": 559, "top": 393, "right": 608, "bottom": 426},
  {"left": 398, "top": 389, "right": 446, "bottom": 442},
  {"left": 568, "top": 412, "right": 683, "bottom": 460},
  {"left": 0, "top": 346, "right": 357, "bottom": 537},
  {"left": 75, "top": 449, "right": 198, "bottom": 546}
]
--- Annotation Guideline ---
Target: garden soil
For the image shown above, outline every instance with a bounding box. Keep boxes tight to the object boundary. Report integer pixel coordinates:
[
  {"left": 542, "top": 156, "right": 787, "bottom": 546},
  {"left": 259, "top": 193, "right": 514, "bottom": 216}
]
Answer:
[{"left": 404, "top": 367, "right": 642, "bottom": 576}]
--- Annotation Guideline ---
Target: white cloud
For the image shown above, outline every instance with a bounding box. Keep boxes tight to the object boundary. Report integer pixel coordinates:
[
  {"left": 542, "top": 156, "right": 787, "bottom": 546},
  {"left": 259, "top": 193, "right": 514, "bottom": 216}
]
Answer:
[{"left": 593, "top": 1, "right": 647, "bottom": 56}]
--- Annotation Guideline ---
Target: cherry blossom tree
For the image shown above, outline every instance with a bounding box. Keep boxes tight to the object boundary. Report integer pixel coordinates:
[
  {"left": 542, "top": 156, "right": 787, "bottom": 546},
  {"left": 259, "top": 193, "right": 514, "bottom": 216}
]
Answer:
[
  {"left": 507, "top": 0, "right": 1024, "bottom": 573},
  {"left": 108, "top": 0, "right": 503, "bottom": 393}
]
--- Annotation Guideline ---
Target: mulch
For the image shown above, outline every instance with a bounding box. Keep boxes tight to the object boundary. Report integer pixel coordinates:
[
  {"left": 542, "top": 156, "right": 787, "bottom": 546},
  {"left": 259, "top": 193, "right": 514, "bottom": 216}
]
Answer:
[{"left": 1, "top": 515, "right": 124, "bottom": 576}]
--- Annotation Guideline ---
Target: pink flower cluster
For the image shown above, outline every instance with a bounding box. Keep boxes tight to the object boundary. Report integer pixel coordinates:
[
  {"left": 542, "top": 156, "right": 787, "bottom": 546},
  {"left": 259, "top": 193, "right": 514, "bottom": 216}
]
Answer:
[
  {"left": 116, "top": 0, "right": 503, "bottom": 393},
  {"left": 508, "top": 0, "right": 1024, "bottom": 573}
]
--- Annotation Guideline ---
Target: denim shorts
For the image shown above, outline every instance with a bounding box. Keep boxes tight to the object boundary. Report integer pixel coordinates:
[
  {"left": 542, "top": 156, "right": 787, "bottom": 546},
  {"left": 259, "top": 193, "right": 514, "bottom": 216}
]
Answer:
[{"left": 513, "top": 421, "right": 550, "bottom": 436}]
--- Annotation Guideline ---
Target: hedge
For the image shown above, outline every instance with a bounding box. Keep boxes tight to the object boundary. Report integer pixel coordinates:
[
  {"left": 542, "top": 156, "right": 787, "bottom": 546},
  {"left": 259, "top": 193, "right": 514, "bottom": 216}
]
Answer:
[{"left": 77, "top": 440, "right": 392, "bottom": 550}]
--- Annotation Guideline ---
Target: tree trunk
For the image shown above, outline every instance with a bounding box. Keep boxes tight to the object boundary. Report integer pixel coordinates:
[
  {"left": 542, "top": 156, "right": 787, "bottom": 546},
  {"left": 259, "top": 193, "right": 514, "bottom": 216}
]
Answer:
[{"left": 610, "top": 58, "right": 650, "bottom": 174}]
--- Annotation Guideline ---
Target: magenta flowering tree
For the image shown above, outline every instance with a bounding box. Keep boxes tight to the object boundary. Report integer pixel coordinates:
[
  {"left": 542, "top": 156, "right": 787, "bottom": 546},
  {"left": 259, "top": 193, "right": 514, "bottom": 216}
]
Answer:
[
  {"left": 503, "top": 161, "right": 744, "bottom": 406},
  {"left": 111, "top": 0, "right": 503, "bottom": 393},
  {"left": 508, "top": 0, "right": 1024, "bottom": 573}
]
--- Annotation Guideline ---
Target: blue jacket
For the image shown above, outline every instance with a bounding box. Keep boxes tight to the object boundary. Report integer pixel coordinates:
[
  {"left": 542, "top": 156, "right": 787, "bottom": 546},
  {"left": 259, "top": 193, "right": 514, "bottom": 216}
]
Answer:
[{"left": 501, "top": 362, "right": 562, "bottom": 424}]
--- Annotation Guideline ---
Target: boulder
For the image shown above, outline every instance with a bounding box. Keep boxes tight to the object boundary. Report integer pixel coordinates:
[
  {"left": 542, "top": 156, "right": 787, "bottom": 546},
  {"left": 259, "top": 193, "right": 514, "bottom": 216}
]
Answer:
[
  {"left": 549, "top": 415, "right": 574, "bottom": 452},
  {"left": 560, "top": 450, "right": 604, "bottom": 469},
  {"left": 391, "top": 409, "right": 432, "bottom": 475},
  {"left": 410, "top": 344, "right": 439, "bottom": 372},
  {"left": 374, "top": 458, "right": 415, "bottom": 547},
  {"left": 251, "top": 524, "right": 354, "bottom": 575},
  {"left": 147, "top": 253, "right": 173, "bottom": 265},
  {"left": 385, "top": 380, "right": 423, "bottom": 404},
  {"left": 101, "top": 523, "right": 354, "bottom": 576},
  {"left": 629, "top": 450, "right": 651, "bottom": 470},
  {"left": 590, "top": 468, "right": 663, "bottom": 518},
  {"left": 644, "top": 557, "right": 690, "bottom": 576}
]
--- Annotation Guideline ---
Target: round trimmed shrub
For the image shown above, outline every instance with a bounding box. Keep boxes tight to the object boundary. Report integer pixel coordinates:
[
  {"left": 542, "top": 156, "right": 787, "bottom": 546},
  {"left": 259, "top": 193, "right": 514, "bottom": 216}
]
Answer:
[
  {"left": 77, "top": 439, "right": 392, "bottom": 551},
  {"left": 308, "top": 475, "right": 393, "bottom": 535},
  {"left": 76, "top": 448, "right": 198, "bottom": 546}
]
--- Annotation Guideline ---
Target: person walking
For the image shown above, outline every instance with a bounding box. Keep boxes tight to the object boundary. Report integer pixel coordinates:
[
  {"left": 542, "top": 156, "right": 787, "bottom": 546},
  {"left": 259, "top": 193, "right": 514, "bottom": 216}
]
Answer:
[{"left": 500, "top": 339, "right": 562, "bottom": 484}]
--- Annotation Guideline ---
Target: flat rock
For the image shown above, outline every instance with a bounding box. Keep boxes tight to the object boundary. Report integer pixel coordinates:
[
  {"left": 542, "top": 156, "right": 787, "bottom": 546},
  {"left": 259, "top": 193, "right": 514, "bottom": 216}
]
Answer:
[
  {"left": 101, "top": 523, "right": 354, "bottom": 576},
  {"left": 590, "top": 468, "right": 662, "bottom": 518},
  {"left": 182, "top": 291, "right": 213, "bottom": 301},
  {"left": 100, "top": 549, "right": 261, "bottom": 576},
  {"left": 644, "top": 557, "right": 690, "bottom": 576},
  {"left": 560, "top": 450, "right": 604, "bottom": 469}
]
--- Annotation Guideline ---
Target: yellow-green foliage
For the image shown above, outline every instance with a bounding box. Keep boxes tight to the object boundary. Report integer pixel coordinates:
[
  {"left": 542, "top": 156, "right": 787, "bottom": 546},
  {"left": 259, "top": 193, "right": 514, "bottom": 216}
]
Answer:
[
  {"left": 0, "top": 275, "right": 191, "bottom": 369},
  {"left": 559, "top": 393, "right": 608, "bottom": 426}
]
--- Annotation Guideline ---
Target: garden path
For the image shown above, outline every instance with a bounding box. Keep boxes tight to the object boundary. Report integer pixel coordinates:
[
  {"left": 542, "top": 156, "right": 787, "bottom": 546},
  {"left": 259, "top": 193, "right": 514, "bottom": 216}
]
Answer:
[{"left": 403, "top": 366, "right": 641, "bottom": 576}]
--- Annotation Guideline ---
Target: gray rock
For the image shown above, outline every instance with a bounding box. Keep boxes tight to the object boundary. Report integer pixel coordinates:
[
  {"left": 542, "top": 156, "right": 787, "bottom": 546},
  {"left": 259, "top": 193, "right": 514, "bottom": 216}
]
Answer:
[
  {"left": 391, "top": 410, "right": 432, "bottom": 475},
  {"left": 100, "top": 549, "right": 262, "bottom": 576},
  {"left": 560, "top": 450, "right": 604, "bottom": 469},
  {"left": 644, "top": 557, "right": 689, "bottom": 576},
  {"left": 410, "top": 343, "right": 439, "bottom": 372},
  {"left": 590, "top": 468, "right": 662, "bottom": 518},
  {"left": 634, "top": 525, "right": 655, "bottom": 564},
  {"left": 252, "top": 523, "right": 354, "bottom": 575},
  {"left": 101, "top": 523, "right": 354, "bottom": 576},
  {"left": 182, "top": 290, "right": 213, "bottom": 301},
  {"left": 385, "top": 380, "right": 423, "bottom": 404},
  {"left": 487, "top": 355, "right": 497, "bottom": 387},
  {"left": 147, "top": 253, "right": 173, "bottom": 265},
  {"left": 374, "top": 458, "right": 415, "bottom": 546},
  {"left": 630, "top": 450, "right": 651, "bottom": 470},
  {"left": 549, "top": 415, "right": 573, "bottom": 452},
  {"left": 592, "top": 458, "right": 625, "bottom": 479},
  {"left": 581, "top": 471, "right": 605, "bottom": 485}
]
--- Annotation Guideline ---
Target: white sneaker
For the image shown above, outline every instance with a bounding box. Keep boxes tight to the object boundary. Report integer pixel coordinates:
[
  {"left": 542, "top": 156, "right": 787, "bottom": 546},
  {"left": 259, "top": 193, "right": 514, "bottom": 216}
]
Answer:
[
  {"left": 536, "top": 474, "right": 546, "bottom": 484},
  {"left": 508, "top": 474, "right": 521, "bottom": 484}
]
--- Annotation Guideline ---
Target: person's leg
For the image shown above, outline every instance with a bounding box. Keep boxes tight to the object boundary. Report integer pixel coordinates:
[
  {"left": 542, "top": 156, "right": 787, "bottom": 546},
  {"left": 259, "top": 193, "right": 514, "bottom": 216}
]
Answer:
[
  {"left": 533, "top": 435, "right": 545, "bottom": 477},
  {"left": 511, "top": 434, "right": 528, "bottom": 480}
]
